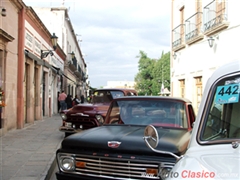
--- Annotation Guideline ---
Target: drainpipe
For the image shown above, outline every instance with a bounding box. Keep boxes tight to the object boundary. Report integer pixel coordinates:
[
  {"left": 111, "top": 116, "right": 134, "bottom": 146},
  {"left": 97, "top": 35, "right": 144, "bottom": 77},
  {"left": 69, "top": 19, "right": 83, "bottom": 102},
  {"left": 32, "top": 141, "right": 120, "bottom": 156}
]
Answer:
[{"left": 17, "top": 7, "right": 25, "bottom": 129}]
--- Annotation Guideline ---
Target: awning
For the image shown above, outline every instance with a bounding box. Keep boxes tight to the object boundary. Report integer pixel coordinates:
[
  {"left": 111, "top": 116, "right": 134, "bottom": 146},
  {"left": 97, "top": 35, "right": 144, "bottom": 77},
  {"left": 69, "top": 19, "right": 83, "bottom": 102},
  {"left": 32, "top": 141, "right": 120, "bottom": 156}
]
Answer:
[
  {"left": 24, "top": 50, "right": 43, "bottom": 65},
  {"left": 52, "top": 65, "right": 64, "bottom": 75},
  {"left": 43, "top": 60, "right": 51, "bottom": 68},
  {"left": 25, "top": 50, "right": 62, "bottom": 74}
]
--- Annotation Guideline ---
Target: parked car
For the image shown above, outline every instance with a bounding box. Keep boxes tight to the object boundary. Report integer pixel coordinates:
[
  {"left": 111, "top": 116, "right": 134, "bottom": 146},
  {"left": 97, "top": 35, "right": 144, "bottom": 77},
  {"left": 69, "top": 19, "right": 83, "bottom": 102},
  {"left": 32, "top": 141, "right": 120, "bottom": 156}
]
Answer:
[
  {"left": 144, "top": 60, "right": 240, "bottom": 180},
  {"left": 59, "top": 88, "right": 137, "bottom": 137},
  {"left": 55, "top": 96, "right": 195, "bottom": 180}
]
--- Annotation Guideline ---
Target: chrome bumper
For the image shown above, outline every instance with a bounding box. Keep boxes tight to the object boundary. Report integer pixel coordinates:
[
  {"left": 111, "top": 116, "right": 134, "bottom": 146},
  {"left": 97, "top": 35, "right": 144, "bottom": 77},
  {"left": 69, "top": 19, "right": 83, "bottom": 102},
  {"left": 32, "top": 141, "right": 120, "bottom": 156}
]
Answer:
[{"left": 59, "top": 126, "right": 84, "bottom": 133}]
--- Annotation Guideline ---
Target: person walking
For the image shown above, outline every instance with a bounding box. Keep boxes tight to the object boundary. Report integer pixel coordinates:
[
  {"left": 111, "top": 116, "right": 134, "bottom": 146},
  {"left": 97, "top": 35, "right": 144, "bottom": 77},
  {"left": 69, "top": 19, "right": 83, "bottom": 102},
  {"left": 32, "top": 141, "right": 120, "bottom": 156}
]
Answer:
[
  {"left": 80, "top": 94, "right": 85, "bottom": 104},
  {"left": 73, "top": 95, "right": 81, "bottom": 106},
  {"left": 58, "top": 90, "right": 67, "bottom": 110},
  {"left": 57, "top": 91, "right": 61, "bottom": 112},
  {"left": 65, "top": 94, "right": 73, "bottom": 109}
]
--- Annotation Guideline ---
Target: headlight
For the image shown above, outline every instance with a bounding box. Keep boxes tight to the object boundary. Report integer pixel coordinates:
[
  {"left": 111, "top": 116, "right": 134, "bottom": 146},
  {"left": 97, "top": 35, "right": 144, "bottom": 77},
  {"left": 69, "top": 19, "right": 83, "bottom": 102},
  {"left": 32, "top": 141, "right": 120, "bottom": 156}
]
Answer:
[
  {"left": 58, "top": 154, "right": 75, "bottom": 171},
  {"left": 159, "top": 167, "right": 172, "bottom": 180},
  {"left": 60, "top": 113, "right": 67, "bottom": 120},
  {"left": 95, "top": 115, "right": 104, "bottom": 124}
]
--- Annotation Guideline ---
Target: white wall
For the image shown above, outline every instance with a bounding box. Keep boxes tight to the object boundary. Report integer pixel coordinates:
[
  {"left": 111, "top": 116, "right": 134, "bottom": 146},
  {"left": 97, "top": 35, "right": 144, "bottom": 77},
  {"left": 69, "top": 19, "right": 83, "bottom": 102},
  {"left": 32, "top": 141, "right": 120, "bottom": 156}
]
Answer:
[{"left": 172, "top": 0, "right": 240, "bottom": 112}]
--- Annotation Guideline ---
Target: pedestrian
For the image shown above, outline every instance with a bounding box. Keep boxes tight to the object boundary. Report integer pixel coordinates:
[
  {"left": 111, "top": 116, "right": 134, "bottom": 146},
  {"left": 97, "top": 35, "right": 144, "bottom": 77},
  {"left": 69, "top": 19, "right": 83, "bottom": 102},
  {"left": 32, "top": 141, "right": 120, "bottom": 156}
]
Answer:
[
  {"left": 65, "top": 94, "right": 73, "bottom": 109},
  {"left": 58, "top": 90, "right": 67, "bottom": 110},
  {"left": 80, "top": 94, "right": 84, "bottom": 104},
  {"left": 73, "top": 95, "right": 81, "bottom": 106},
  {"left": 57, "top": 91, "right": 61, "bottom": 112}
]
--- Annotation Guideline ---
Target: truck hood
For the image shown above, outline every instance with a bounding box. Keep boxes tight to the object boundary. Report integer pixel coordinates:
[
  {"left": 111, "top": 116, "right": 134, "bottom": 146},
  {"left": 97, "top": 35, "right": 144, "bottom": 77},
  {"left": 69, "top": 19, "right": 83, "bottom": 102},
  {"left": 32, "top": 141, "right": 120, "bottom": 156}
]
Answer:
[
  {"left": 62, "top": 125, "right": 191, "bottom": 155},
  {"left": 67, "top": 103, "right": 110, "bottom": 116}
]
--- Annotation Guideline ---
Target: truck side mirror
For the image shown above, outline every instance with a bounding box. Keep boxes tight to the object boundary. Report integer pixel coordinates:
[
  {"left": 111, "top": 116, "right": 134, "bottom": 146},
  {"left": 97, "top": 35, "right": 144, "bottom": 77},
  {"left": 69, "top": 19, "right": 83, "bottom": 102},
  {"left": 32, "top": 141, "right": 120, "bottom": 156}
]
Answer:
[
  {"left": 143, "top": 124, "right": 181, "bottom": 160},
  {"left": 143, "top": 125, "right": 159, "bottom": 149}
]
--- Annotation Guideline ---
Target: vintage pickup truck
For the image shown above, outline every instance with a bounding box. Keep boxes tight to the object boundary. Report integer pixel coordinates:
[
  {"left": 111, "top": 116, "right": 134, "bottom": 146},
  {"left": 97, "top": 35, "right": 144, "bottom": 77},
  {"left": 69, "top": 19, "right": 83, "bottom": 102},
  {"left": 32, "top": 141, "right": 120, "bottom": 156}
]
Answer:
[
  {"left": 59, "top": 88, "right": 137, "bottom": 137},
  {"left": 144, "top": 60, "right": 240, "bottom": 180},
  {"left": 55, "top": 96, "right": 195, "bottom": 180}
]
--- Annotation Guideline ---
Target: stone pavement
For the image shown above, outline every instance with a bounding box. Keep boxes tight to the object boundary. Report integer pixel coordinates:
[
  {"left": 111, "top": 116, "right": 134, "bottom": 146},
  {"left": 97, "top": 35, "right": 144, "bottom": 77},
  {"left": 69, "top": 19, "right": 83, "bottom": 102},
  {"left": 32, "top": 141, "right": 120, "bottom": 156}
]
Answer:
[{"left": 0, "top": 115, "right": 64, "bottom": 180}]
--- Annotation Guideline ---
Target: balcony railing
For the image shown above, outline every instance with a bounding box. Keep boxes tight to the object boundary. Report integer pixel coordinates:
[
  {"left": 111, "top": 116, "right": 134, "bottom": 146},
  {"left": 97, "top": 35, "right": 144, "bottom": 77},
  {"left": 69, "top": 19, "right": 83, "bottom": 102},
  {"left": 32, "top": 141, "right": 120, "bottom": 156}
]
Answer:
[
  {"left": 172, "top": 24, "right": 185, "bottom": 51},
  {"left": 203, "top": 0, "right": 229, "bottom": 35},
  {"left": 185, "top": 12, "right": 204, "bottom": 44}
]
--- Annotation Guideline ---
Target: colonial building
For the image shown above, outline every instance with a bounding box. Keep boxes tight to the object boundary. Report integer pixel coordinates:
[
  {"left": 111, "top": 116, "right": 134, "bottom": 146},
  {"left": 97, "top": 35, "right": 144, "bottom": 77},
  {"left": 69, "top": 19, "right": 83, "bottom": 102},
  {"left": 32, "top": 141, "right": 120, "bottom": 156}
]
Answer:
[
  {"left": 0, "top": 0, "right": 87, "bottom": 136},
  {"left": 31, "top": 7, "right": 88, "bottom": 99},
  {"left": 0, "top": 0, "right": 20, "bottom": 133},
  {"left": 171, "top": 0, "right": 237, "bottom": 113},
  {"left": 24, "top": 6, "right": 66, "bottom": 118}
]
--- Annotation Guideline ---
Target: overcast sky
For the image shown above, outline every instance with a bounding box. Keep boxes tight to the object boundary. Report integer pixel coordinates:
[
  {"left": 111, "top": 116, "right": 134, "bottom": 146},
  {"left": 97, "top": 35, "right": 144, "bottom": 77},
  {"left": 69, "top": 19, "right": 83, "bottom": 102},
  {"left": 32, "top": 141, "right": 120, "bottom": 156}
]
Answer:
[{"left": 23, "top": 0, "right": 171, "bottom": 88}]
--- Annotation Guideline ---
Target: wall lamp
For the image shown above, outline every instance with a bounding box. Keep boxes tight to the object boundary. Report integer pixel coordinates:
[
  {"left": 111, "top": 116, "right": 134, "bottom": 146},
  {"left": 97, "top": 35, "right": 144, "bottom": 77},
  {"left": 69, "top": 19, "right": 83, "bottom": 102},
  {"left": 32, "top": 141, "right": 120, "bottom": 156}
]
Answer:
[
  {"left": 69, "top": 51, "right": 75, "bottom": 59},
  {"left": 40, "top": 33, "right": 58, "bottom": 59},
  {"left": 208, "top": 36, "right": 215, "bottom": 48},
  {"left": 1, "top": 7, "right": 6, "bottom": 17},
  {"left": 208, "top": 35, "right": 219, "bottom": 48},
  {"left": 173, "top": 52, "right": 177, "bottom": 59}
]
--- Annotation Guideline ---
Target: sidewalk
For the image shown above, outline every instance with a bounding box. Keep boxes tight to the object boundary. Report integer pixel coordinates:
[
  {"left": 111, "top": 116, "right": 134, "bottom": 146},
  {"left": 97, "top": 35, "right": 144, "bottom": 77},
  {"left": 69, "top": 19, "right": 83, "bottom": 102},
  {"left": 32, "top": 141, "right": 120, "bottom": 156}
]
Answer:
[{"left": 0, "top": 115, "right": 64, "bottom": 180}]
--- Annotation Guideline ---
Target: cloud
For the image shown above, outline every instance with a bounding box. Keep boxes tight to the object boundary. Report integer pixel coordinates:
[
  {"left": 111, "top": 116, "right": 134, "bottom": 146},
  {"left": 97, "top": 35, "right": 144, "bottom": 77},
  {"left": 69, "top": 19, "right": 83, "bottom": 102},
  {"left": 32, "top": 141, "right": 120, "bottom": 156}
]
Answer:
[{"left": 23, "top": 0, "right": 171, "bottom": 88}]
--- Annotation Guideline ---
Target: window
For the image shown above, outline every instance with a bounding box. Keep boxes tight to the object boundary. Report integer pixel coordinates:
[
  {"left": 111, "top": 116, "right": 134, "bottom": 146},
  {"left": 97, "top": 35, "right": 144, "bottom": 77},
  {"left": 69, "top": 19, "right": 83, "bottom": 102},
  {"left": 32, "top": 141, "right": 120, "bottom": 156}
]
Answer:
[
  {"left": 196, "top": 1, "right": 202, "bottom": 33},
  {"left": 195, "top": 76, "right": 202, "bottom": 109},
  {"left": 113, "top": 100, "right": 188, "bottom": 128},
  {"left": 179, "top": 79, "right": 185, "bottom": 98},
  {"left": 180, "top": 6, "right": 185, "bottom": 44},
  {"left": 216, "top": 0, "right": 226, "bottom": 17},
  {"left": 200, "top": 74, "right": 240, "bottom": 142}
]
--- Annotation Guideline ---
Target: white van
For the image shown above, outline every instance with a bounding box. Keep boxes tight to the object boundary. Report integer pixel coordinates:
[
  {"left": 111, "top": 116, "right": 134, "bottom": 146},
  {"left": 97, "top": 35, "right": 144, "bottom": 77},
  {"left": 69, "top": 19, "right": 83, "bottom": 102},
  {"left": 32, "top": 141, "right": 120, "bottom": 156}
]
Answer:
[{"left": 144, "top": 60, "right": 240, "bottom": 180}]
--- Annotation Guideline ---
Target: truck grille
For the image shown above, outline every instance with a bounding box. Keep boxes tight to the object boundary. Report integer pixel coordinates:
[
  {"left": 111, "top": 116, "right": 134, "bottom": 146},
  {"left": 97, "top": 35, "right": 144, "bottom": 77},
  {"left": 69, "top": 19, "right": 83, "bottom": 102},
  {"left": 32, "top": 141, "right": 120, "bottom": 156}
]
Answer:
[
  {"left": 67, "top": 117, "right": 98, "bottom": 129},
  {"left": 71, "top": 154, "right": 174, "bottom": 179}
]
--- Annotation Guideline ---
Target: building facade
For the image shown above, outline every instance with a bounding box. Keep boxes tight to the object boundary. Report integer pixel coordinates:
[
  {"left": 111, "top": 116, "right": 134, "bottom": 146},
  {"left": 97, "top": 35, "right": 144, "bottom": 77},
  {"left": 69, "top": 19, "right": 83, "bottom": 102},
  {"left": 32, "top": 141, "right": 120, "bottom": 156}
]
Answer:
[
  {"left": 171, "top": 0, "right": 237, "bottom": 113},
  {"left": 24, "top": 6, "right": 66, "bottom": 118},
  {"left": 32, "top": 7, "right": 88, "bottom": 99},
  {"left": 0, "top": 0, "right": 87, "bottom": 136},
  {"left": 0, "top": 0, "right": 20, "bottom": 133}
]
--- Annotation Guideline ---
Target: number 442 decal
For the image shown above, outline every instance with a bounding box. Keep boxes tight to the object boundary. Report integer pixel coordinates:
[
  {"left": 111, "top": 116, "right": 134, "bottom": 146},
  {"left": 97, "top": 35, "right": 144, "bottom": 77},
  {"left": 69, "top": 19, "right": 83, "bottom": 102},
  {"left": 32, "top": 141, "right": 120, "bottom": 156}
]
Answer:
[{"left": 215, "top": 84, "right": 239, "bottom": 104}]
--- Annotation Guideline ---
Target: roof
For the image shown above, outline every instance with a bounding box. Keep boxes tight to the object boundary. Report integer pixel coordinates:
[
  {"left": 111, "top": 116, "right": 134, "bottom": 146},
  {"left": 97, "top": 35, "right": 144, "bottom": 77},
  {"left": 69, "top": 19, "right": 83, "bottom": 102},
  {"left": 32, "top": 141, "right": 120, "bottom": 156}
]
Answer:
[
  {"left": 94, "top": 88, "right": 137, "bottom": 92},
  {"left": 111, "top": 96, "right": 192, "bottom": 103}
]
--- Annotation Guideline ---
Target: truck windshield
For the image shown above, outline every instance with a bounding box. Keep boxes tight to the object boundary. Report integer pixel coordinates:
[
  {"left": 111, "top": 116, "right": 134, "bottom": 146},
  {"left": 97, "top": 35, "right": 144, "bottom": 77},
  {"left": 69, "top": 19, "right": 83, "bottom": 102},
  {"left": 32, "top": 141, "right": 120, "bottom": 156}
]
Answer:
[
  {"left": 201, "top": 74, "right": 240, "bottom": 141},
  {"left": 108, "top": 100, "right": 188, "bottom": 128},
  {"left": 92, "top": 90, "right": 124, "bottom": 103}
]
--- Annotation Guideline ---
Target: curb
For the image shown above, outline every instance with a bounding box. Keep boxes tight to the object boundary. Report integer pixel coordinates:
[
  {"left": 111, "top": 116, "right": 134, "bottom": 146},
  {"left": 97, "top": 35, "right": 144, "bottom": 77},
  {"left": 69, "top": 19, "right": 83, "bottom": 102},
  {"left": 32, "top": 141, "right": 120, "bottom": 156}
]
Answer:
[
  {"left": 44, "top": 134, "right": 63, "bottom": 180},
  {"left": 44, "top": 157, "right": 57, "bottom": 180}
]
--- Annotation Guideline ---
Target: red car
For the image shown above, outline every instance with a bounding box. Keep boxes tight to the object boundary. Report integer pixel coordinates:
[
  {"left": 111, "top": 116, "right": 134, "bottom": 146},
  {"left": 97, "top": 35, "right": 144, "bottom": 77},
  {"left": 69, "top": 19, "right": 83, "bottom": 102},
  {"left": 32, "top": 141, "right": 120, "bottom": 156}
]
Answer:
[{"left": 59, "top": 88, "right": 137, "bottom": 137}]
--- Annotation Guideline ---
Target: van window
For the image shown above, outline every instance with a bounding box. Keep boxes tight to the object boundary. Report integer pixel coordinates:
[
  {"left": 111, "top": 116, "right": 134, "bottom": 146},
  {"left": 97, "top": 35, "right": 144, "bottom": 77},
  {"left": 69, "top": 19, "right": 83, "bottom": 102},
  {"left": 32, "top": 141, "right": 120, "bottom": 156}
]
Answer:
[{"left": 201, "top": 74, "right": 240, "bottom": 141}]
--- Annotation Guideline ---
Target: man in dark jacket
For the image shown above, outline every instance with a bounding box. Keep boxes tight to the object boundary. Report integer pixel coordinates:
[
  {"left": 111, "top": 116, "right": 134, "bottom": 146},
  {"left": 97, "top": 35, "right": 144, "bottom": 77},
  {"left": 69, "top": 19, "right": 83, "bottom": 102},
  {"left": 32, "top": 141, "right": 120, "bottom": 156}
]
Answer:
[
  {"left": 80, "top": 95, "right": 84, "bottom": 104},
  {"left": 73, "top": 95, "right": 80, "bottom": 106}
]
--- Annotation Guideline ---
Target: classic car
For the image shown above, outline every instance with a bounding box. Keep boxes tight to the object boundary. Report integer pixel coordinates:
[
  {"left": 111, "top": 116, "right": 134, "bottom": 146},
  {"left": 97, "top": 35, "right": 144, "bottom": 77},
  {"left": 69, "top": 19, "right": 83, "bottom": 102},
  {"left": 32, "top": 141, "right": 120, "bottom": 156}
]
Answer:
[
  {"left": 59, "top": 88, "right": 137, "bottom": 137},
  {"left": 144, "top": 60, "right": 240, "bottom": 180},
  {"left": 55, "top": 96, "right": 195, "bottom": 180}
]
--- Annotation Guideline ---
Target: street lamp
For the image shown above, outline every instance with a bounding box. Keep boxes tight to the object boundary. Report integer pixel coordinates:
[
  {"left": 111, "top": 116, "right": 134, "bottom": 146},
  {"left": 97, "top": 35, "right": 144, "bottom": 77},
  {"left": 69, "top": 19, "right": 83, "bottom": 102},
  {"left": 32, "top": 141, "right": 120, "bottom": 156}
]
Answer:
[
  {"left": 173, "top": 52, "right": 177, "bottom": 59},
  {"left": 208, "top": 36, "right": 215, "bottom": 48},
  {"left": 41, "top": 33, "right": 58, "bottom": 59},
  {"left": 1, "top": 7, "right": 6, "bottom": 17},
  {"left": 69, "top": 51, "right": 75, "bottom": 59}
]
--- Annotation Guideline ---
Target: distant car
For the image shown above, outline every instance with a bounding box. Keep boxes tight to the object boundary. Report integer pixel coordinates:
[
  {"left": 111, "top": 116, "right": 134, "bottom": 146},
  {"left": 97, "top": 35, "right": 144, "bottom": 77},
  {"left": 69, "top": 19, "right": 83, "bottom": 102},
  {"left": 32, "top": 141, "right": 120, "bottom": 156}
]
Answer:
[
  {"left": 56, "top": 96, "right": 195, "bottom": 180},
  {"left": 59, "top": 88, "right": 137, "bottom": 137}
]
